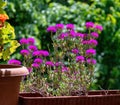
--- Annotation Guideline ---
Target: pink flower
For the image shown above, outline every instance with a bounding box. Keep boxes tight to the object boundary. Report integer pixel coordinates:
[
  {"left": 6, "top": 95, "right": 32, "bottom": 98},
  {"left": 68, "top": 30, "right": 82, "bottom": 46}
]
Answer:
[
  {"left": 8, "top": 59, "right": 21, "bottom": 65},
  {"left": 69, "top": 30, "right": 76, "bottom": 37},
  {"left": 88, "top": 39, "right": 98, "bottom": 46},
  {"left": 58, "top": 33, "right": 68, "bottom": 40},
  {"left": 91, "top": 32, "right": 99, "bottom": 38},
  {"left": 34, "top": 58, "right": 43, "bottom": 64},
  {"left": 66, "top": 24, "right": 74, "bottom": 30},
  {"left": 20, "top": 38, "right": 28, "bottom": 45},
  {"left": 62, "top": 66, "right": 69, "bottom": 72},
  {"left": 32, "top": 63, "right": 40, "bottom": 68},
  {"left": 82, "top": 40, "right": 89, "bottom": 45},
  {"left": 33, "top": 50, "right": 49, "bottom": 57},
  {"left": 76, "top": 33, "right": 84, "bottom": 38},
  {"left": 76, "top": 56, "right": 85, "bottom": 62},
  {"left": 56, "top": 23, "right": 64, "bottom": 29},
  {"left": 47, "top": 26, "right": 56, "bottom": 32},
  {"left": 95, "top": 24, "right": 103, "bottom": 31},
  {"left": 55, "top": 62, "right": 62, "bottom": 67},
  {"left": 27, "top": 37, "right": 35, "bottom": 45},
  {"left": 72, "top": 48, "right": 79, "bottom": 54},
  {"left": 85, "top": 22, "right": 94, "bottom": 28},
  {"left": 87, "top": 59, "right": 96, "bottom": 65},
  {"left": 86, "top": 48, "right": 96, "bottom": 55},
  {"left": 28, "top": 45, "right": 37, "bottom": 51},
  {"left": 45, "top": 61, "right": 54, "bottom": 67},
  {"left": 20, "top": 49, "right": 30, "bottom": 56}
]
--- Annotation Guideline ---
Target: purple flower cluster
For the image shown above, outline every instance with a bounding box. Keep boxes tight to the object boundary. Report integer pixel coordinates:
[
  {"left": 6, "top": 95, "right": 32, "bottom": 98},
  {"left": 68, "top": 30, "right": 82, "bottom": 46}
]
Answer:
[
  {"left": 47, "top": 26, "right": 56, "bottom": 33},
  {"left": 72, "top": 48, "right": 79, "bottom": 54},
  {"left": 20, "top": 37, "right": 35, "bottom": 45},
  {"left": 29, "top": 45, "right": 37, "bottom": 51},
  {"left": 20, "top": 49, "right": 30, "bottom": 56},
  {"left": 20, "top": 38, "right": 28, "bottom": 45},
  {"left": 85, "top": 22, "right": 94, "bottom": 28},
  {"left": 45, "top": 61, "right": 54, "bottom": 67},
  {"left": 8, "top": 59, "right": 21, "bottom": 65},
  {"left": 86, "top": 48, "right": 96, "bottom": 55},
  {"left": 66, "top": 24, "right": 74, "bottom": 30},
  {"left": 33, "top": 50, "right": 49, "bottom": 57},
  {"left": 85, "top": 21, "right": 103, "bottom": 32},
  {"left": 87, "top": 58, "right": 96, "bottom": 65},
  {"left": 76, "top": 56, "right": 85, "bottom": 63},
  {"left": 56, "top": 23, "right": 64, "bottom": 29}
]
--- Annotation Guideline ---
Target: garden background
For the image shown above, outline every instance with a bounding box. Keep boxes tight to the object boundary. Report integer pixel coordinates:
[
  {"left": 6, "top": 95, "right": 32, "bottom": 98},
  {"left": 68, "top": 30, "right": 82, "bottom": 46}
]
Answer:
[{"left": 4, "top": 0, "right": 120, "bottom": 90}]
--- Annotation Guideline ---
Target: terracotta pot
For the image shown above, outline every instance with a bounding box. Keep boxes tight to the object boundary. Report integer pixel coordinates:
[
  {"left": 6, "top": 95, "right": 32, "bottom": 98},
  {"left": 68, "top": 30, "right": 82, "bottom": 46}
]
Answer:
[
  {"left": 19, "top": 90, "right": 120, "bottom": 105},
  {"left": 0, "top": 64, "right": 29, "bottom": 105}
]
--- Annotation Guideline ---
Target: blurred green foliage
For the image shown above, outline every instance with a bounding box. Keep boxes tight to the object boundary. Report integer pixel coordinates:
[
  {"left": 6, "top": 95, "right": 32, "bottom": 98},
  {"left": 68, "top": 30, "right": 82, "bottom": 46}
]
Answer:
[{"left": 5, "top": 0, "right": 120, "bottom": 89}]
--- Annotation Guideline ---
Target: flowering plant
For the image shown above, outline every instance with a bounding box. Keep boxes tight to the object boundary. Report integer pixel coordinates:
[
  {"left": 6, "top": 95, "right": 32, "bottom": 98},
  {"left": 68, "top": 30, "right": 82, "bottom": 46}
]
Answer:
[
  {"left": 0, "top": 0, "right": 19, "bottom": 60},
  {"left": 9, "top": 22, "right": 103, "bottom": 96}
]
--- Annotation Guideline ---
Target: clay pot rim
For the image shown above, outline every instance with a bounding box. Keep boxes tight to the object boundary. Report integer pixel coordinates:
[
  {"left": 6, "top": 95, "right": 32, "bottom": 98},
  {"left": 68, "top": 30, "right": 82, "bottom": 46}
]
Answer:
[
  {"left": 0, "top": 64, "right": 29, "bottom": 77},
  {"left": 19, "top": 90, "right": 120, "bottom": 99}
]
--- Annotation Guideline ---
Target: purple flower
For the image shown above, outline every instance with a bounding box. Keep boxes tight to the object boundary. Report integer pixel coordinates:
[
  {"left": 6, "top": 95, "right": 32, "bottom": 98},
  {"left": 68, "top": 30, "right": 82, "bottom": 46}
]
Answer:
[
  {"left": 27, "top": 37, "right": 35, "bottom": 45},
  {"left": 69, "top": 30, "right": 76, "bottom": 37},
  {"left": 88, "top": 39, "right": 98, "bottom": 46},
  {"left": 20, "top": 49, "right": 30, "bottom": 56},
  {"left": 28, "top": 45, "right": 37, "bottom": 51},
  {"left": 72, "top": 48, "right": 79, "bottom": 54},
  {"left": 19, "top": 38, "right": 28, "bottom": 45},
  {"left": 33, "top": 50, "right": 41, "bottom": 56},
  {"left": 85, "top": 22, "right": 94, "bottom": 28},
  {"left": 66, "top": 24, "right": 74, "bottom": 30},
  {"left": 34, "top": 58, "right": 43, "bottom": 64},
  {"left": 76, "top": 56, "right": 85, "bottom": 62},
  {"left": 56, "top": 23, "right": 64, "bottom": 29},
  {"left": 55, "top": 62, "right": 62, "bottom": 67},
  {"left": 95, "top": 25, "right": 103, "bottom": 31},
  {"left": 33, "top": 50, "right": 49, "bottom": 57},
  {"left": 8, "top": 59, "right": 21, "bottom": 65},
  {"left": 82, "top": 40, "right": 89, "bottom": 45},
  {"left": 91, "top": 32, "right": 99, "bottom": 38},
  {"left": 45, "top": 61, "right": 54, "bottom": 67},
  {"left": 42, "top": 50, "right": 49, "bottom": 56},
  {"left": 32, "top": 63, "right": 40, "bottom": 68},
  {"left": 58, "top": 33, "right": 68, "bottom": 40},
  {"left": 47, "top": 26, "right": 56, "bottom": 33},
  {"left": 76, "top": 33, "right": 84, "bottom": 38},
  {"left": 87, "top": 59, "right": 96, "bottom": 65},
  {"left": 62, "top": 66, "right": 69, "bottom": 72},
  {"left": 86, "top": 48, "right": 96, "bottom": 55}
]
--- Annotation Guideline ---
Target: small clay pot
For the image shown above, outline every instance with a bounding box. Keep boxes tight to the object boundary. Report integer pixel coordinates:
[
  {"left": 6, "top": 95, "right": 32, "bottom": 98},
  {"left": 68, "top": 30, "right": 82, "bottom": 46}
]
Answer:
[{"left": 0, "top": 64, "right": 29, "bottom": 105}]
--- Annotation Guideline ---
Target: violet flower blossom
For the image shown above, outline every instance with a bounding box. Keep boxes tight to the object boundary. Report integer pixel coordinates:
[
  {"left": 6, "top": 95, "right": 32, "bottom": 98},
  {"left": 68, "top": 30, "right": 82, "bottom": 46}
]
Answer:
[
  {"left": 72, "top": 48, "right": 79, "bottom": 54},
  {"left": 33, "top": 50, "right": 49, "bottom": 57},
  {"left": 58, "top": 33, "right": 68, "bottom": 40},
  {"left": 45, "top": 61, "right": 54, "bottom": 67},
  {"left": 85, "top": 22, "right": 94, "bottom": 28},
  {"left": 32, "top": 63, "right": 40, "bottom": 68},
  {"left": 47, "top": 26, "right": 56, "bottom": 33},
  {"left": 87, "top": 58, "right": 96, "bottom": 65},
  {"left": 27, "top": 37, "right": 35, "bottom": 45},
  {"left": 28, "top": 45, "right": 37, "bottom": 51},
  {"left": 76, "top": 56, "right": 85, "bottom": 63},
  {"left": 86, "top": 48, "right": 96, "bottom": 55},
  {"left": 34, "top": 58, "right": 43, "bottom": 64},
  {"left": 56, "top": 23, "right": 64, "bottom": 29},
  {"left": 66, "top": 24, "right": 74, "bottom": 30},
  {"left": 91, "top": 32, "right": 99, "bottom": 38},
  {"left": 20, "top": 49, "right": 30, "bottom": 56},
  {"left": 20, "top": 38, "right": 28, "bottom": 45},
  {"left": 95, "top": 25, "right": 103, "bottom": 31},
  {"left": 8, "top": 59, "right": 21, "bottom": 65}
]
